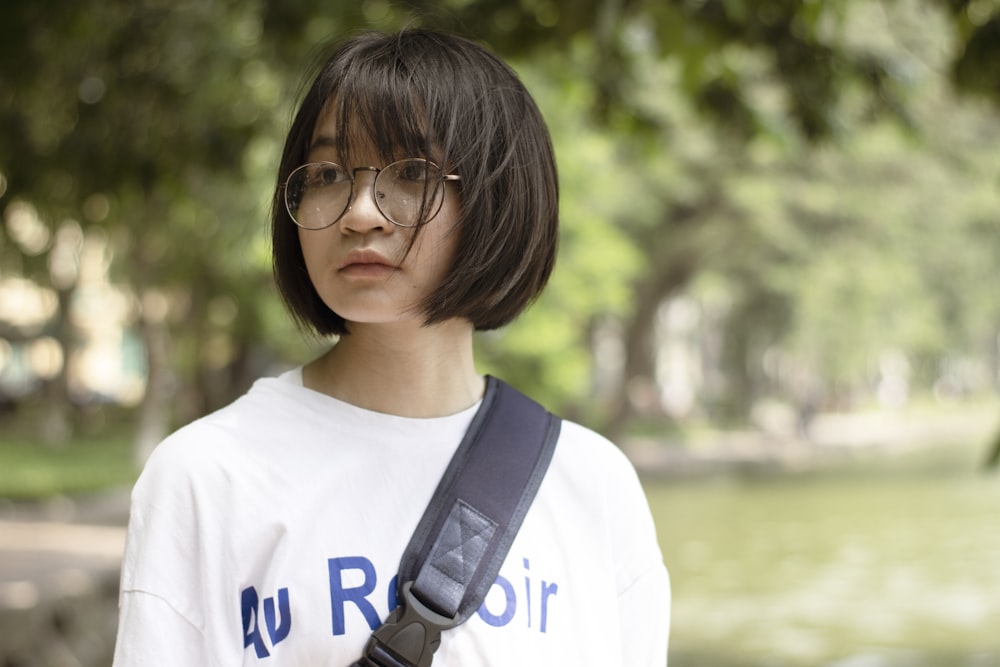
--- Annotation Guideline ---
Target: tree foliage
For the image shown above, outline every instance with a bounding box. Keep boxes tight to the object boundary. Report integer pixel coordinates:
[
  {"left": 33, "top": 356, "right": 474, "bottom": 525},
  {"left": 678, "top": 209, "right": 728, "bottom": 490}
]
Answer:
[{"left": 1, "top": 0, "right": 998, "bottom": 448}]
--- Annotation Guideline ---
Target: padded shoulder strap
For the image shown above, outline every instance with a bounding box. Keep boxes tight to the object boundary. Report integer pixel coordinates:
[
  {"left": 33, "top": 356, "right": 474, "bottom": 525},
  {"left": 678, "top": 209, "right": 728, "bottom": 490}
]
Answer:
[
  {"left": 400, "top": 376, "right": 561, "bottom": 621},
  {"left": 355, "top": 376, "right": 561, "bottom": 667}
]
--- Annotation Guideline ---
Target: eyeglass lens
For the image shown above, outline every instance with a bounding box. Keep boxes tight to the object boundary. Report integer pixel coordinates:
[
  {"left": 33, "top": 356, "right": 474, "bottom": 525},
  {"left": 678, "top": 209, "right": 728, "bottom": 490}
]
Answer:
[{"left": 285, "top": 159, "right": 446, "bottom": 229}]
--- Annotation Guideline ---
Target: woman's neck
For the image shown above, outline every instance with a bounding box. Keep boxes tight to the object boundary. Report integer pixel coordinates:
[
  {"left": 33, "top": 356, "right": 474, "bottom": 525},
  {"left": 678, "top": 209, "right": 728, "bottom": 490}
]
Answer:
[{"left": 301, "top": 318, "right": 484, "bottom": 418}]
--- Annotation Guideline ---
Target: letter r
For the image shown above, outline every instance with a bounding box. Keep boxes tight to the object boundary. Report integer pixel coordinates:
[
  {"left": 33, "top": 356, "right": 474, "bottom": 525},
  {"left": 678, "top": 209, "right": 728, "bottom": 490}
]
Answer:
[{"left": 328, "top": 556, "right": 381, "bottom": 635}]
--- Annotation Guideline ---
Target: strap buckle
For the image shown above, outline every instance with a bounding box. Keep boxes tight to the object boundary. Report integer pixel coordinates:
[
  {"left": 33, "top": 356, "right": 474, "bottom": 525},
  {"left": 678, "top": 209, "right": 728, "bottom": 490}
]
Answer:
[{"left": 357, "top": 582, "right": 455, "bottom": 667}]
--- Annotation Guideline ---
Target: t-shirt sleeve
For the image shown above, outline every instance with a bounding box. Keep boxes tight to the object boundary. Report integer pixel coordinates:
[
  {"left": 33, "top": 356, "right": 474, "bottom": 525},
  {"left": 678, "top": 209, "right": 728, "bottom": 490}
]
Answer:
[
  {"left": 618, "top": 562, "right": 671, "bottom": 666},
  {"left": 604, "top": 439, "right": 671, "bottom": 666},
  {"left": 112, "top": 426, "right": 221, "bottom": 666},
  {"left": 113, "top": 591, "right": 205, "bottom": 666}
]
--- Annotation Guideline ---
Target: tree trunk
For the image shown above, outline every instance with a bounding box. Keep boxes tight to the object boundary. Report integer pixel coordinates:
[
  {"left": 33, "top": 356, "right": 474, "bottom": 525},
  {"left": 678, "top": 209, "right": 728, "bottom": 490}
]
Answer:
[
  {"left": 38, "top": 284, "right": 76, "bottom": 447},
  {"left": 602, "top": 189, "right": 724, "bottom": 442},
  {"left": 605, "top": 250, "right": 697, "bottom": 442},
  {"left": 984, "top": 424, "right": 1000, "bottom": 470},
  {"left": 133, "top": 310, "right": 172, "bottom": 466},
  {"left": 713, "top": 300, "right": 755, "bottom": 424}
]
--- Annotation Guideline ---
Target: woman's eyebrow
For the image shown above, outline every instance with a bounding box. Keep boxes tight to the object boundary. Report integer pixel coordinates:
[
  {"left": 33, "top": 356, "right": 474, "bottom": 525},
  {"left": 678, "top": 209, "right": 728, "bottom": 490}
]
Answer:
[{"left": 308, "top": 135, "right": 337, "bottom": 152}]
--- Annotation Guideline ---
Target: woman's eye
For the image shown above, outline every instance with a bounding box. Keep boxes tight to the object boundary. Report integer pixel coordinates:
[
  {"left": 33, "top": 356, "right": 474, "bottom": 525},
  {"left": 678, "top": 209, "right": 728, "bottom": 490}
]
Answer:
[
  {"left": 316, "top": 166, "right": 344, "bottom": 186},
  {"left": 397, "top": 163, "right": 430, "bottom": 182}
]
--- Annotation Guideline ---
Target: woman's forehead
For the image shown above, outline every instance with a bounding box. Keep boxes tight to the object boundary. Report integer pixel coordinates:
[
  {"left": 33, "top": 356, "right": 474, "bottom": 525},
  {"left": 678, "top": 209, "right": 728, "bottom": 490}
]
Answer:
[{"left": 309, "top": 99, "right": 438, "bottom": 163}]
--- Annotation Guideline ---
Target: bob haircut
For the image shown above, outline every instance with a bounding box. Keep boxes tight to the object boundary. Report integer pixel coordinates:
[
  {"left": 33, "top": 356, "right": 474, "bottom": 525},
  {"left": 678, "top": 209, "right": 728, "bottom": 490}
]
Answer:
[{"left": 271, "top": 29, "right": 559, "bottom": 336}]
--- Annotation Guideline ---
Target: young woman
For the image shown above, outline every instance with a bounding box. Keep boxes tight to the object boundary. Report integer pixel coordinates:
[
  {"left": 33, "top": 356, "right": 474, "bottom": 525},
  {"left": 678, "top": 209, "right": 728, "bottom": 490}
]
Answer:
[{"left": 113, "top": 29, "right": 670, "bottom": 666}]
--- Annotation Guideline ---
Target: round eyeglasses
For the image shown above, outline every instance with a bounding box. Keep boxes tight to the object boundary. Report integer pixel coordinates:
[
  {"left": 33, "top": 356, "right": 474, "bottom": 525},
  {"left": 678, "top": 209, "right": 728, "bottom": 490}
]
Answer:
[{"left": 283, "top": 158, "right": 460, "bottom": 230}]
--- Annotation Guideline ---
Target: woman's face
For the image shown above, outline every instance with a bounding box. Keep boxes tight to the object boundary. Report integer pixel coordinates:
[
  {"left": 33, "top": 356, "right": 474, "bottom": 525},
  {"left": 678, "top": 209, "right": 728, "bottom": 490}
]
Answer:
[{"left": 297, "top": 105, "right": 461, "bottom": 330}]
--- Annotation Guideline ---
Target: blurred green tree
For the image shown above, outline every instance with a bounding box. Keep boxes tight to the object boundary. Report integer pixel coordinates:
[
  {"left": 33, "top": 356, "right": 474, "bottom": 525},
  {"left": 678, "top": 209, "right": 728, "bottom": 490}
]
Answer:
[
  {"left": 1, "top": 0, "right": 998, "bottom": 455},
  {"left": 1, "top": 0, "right": 293, "bottom": 454}
]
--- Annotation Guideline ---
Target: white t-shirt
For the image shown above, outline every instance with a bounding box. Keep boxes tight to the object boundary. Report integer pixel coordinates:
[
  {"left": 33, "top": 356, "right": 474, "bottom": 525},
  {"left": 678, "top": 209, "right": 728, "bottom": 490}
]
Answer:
[{"left": 113, "top": 369, "right": 670, "bottom": 666}]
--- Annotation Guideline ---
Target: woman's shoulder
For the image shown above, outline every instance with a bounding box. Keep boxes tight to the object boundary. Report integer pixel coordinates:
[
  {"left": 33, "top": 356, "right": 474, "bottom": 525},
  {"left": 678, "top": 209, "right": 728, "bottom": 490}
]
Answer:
[
  {"left": 548, "top": 417, "right": 645, "bottom": 493},
  {"left": 132, "top": 412, "right": 244, "bottom": 504},
  {"left": 134, "top": 369, "right": 306, "bottom": 486},
  {"left": 554, "top": 418, "right": 634, "bottom": 465}
]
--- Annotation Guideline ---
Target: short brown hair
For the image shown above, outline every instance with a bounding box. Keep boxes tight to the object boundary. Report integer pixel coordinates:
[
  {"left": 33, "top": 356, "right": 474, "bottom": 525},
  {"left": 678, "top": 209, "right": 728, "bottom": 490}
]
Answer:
[{"left": 271, "top": 29, "right": 559, "bottom": 336}]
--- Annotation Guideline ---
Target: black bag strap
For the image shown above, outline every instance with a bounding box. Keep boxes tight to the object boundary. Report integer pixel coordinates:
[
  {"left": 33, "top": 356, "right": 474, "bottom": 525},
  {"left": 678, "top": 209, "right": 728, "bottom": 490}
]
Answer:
[{"left": 353, "top": 376, "right": 561, "bottom": 667}]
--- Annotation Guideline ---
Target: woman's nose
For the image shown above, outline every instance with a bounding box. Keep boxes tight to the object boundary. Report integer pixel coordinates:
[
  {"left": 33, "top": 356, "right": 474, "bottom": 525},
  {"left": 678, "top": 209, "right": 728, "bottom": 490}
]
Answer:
[{"left": 339, "top": 171, "right": 391, "bottom": 234}]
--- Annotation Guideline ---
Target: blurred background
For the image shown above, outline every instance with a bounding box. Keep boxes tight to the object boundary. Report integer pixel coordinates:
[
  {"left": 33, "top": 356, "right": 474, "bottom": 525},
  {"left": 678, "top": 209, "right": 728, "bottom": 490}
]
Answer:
[{"left": 1, "top": 0, "right": 999, "bottom": 665}]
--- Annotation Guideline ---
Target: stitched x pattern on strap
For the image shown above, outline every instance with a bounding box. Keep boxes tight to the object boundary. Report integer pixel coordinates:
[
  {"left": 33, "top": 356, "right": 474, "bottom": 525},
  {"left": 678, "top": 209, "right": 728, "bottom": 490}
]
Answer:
[{"left": 413, "top": 500, "right": 497, "bottom": 616}]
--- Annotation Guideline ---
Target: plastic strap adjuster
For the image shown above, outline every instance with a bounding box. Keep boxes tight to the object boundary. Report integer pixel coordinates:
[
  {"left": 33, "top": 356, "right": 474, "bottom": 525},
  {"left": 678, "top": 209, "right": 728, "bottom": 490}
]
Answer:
[{"left": 357, "top": 582, "right": 455, "bottom": 667}]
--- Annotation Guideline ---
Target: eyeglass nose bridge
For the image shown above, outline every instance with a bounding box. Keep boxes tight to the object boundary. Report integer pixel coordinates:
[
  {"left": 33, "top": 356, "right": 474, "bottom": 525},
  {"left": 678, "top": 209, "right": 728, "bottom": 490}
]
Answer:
[{"left": 344, "top": 165, "right": 394, "bottom": 225}]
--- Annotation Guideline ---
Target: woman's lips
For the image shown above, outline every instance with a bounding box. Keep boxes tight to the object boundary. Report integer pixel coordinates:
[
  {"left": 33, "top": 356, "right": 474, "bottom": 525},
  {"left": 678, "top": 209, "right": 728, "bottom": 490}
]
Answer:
[
  {"left": 339, "top": 262, "right": 396, "bottom": 278},
  {"left": 338, "top": 249, "right": 397, "bottom": 278}
]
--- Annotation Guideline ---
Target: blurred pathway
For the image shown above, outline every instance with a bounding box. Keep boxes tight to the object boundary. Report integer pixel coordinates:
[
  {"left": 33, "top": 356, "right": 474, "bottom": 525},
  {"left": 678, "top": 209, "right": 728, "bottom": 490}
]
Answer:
[
  {"left": 0, "top": 488, "right": 129, "bottom": 606},
  {"left": 626, "top": 403, "right": 1000, "bottom": 477},
  {"left": 0, "top": 489, "right": 129, "bottom": 664},
  {"left": 0, "top": 519, "right": 125, "bottom": 608}
]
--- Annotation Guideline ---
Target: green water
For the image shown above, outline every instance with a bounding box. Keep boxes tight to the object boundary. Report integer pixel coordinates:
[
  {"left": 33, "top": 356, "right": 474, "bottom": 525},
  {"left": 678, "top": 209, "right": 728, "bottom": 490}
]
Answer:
[{"left": 646, "top": 444, "right": 1000, "bottom": 667}]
